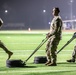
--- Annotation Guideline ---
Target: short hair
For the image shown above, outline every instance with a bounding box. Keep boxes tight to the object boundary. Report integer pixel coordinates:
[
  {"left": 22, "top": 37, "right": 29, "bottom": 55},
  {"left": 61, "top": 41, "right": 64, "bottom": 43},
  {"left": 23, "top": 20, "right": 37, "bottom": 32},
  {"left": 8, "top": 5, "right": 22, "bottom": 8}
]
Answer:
[{"left": 54, "top": 7, "right": 60, "bottom": 13}]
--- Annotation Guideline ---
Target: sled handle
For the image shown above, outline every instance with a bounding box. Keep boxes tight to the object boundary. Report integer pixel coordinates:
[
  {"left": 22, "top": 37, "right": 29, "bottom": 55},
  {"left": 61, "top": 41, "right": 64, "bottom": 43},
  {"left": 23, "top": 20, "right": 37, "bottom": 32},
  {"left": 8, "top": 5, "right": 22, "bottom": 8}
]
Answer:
[
  {"left": 57, "top": 32, "right": 76, "bottom": 54},
  {"left": 24, "top": 37, "right": 48, "bottom": 63}
]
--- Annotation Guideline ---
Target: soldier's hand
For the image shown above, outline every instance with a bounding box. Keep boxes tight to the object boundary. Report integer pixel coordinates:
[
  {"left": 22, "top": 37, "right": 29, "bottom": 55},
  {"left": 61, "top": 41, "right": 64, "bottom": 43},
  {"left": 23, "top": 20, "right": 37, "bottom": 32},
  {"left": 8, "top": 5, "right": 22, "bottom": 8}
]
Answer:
[{"left": 46, "top": 33, "right": 51, "bottom": 38}]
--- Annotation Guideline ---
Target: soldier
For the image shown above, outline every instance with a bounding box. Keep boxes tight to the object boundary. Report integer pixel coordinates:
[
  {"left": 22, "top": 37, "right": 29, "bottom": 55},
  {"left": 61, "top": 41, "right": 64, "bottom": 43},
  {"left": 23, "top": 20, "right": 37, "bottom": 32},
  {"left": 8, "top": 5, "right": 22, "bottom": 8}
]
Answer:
[
  {"left": 0, "top": 18, "right": 13, "bottom": 60},
  {"left": 45, "top": 7, "right": 63, "bottom": 66},
  {"left": 67, "top": 45, "right": 76, "bottom": 62}
]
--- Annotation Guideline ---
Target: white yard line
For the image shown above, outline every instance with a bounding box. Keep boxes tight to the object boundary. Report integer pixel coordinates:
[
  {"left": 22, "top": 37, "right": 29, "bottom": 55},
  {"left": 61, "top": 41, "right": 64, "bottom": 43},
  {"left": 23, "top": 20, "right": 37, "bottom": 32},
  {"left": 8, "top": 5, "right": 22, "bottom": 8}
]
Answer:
[
  {"left": 0, "top": 50, "right": 73, "bottom": 52},
  {"left": 0, "top": 69, "right": 75, "bottom": 73}
]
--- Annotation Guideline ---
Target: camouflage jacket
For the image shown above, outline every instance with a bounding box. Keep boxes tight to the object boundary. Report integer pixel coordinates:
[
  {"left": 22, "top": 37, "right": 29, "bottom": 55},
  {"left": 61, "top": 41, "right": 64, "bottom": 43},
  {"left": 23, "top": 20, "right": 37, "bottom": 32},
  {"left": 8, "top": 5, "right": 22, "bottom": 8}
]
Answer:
[{"left": 49, "top": 16, "right": 63, "bottom": 39}]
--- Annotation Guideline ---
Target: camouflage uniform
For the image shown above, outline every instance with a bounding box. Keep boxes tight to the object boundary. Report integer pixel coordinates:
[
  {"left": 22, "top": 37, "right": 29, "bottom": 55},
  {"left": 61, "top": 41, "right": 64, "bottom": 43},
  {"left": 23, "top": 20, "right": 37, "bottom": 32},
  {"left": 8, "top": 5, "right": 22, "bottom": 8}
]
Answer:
[
  {"left": 46, "top": 16, "right": 63, "bottom": 64},
  {"left": 72, "top": 45, "right": 76, "bottom": 60},
  {"left": 67, "top": 45, "right": 76, "bottom": 62}
]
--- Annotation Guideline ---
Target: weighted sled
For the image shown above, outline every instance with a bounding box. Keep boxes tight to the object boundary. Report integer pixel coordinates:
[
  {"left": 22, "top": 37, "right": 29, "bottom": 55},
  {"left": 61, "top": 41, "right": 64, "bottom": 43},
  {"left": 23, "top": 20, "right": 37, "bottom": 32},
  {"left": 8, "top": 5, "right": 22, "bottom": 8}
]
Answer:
[
  {"left": 6, "top": 59, "right": 25, "bottom": 67},
  {"left": 6, "top": 38, "right": 48, "bottom": 68},
  {"left": 34, "top": 56, "right": 47, "bottom": 64}
]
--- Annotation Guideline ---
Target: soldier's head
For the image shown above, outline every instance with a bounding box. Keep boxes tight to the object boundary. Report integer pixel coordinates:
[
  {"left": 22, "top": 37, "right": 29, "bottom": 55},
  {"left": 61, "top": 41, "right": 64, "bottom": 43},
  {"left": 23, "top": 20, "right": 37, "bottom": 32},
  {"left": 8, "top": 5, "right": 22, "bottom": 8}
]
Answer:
[{"left": 52, "top": 7, "right": 60, "bottom": 16}]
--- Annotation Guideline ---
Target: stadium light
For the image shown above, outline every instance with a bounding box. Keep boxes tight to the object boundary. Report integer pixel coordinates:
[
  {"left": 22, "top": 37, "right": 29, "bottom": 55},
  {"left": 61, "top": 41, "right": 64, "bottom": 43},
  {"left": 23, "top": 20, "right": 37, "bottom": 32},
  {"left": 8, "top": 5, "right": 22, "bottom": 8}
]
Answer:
[
  {"left": 4, "top": 10, "right": 8, "bottom": 14},
  {"left": 70, "top": 0, "right": 73, "bottom": 3},
  {"left": 48, "top": 22, "right": 51, "bottom": 24},
  {"left": 43, "top": 10, "right": 46, "bottom": 13}
]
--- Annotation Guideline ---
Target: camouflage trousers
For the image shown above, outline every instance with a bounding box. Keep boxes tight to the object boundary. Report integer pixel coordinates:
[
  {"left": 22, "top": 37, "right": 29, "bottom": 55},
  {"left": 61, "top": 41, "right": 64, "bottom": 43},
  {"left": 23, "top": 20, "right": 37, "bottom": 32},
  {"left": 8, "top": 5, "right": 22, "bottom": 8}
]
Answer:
[
  {"left": 45, "top": 36, "right": 60, "bottom": 63},
  {"left": 72, "top": 45, "right": 76, "bottom": 59}
]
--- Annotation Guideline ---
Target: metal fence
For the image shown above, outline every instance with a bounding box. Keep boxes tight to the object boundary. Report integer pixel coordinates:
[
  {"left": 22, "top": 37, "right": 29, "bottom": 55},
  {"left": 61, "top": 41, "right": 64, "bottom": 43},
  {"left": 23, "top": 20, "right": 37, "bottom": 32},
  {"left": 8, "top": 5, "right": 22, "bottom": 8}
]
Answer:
[{"left": 63, "top": 20, "right": 76, "bottom": 30}]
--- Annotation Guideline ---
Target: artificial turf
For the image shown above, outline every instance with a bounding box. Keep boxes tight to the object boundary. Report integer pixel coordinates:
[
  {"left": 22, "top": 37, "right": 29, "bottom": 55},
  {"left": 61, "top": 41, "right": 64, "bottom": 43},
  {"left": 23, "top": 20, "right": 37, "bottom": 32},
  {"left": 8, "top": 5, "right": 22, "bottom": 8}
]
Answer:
[{"left": 0, "top": 30, "right": 76, "bottom": 75}]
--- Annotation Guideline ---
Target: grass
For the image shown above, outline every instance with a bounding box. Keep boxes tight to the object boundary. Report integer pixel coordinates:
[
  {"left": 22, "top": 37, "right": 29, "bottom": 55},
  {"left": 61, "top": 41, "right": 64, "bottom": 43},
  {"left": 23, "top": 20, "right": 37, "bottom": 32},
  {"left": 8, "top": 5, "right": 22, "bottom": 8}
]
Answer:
[{"left": 0, "top": 30, "right": 76, "bottom": 75}]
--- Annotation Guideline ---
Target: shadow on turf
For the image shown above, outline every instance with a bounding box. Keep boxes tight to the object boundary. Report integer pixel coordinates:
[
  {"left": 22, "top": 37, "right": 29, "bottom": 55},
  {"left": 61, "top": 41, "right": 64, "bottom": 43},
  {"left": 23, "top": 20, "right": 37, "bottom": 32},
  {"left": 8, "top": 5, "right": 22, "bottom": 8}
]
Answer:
[
  {"left": 8, "top": 65, "right": 37, "bottom": 68},
  {"left": 57, "top": 62, "right": 76, "bottom": 67},
  {"left": 58, "top": 62, "right": 76, "bottom": 64},
  {"left": 23, "top": 70, "right": 76, "bottom": 75}
]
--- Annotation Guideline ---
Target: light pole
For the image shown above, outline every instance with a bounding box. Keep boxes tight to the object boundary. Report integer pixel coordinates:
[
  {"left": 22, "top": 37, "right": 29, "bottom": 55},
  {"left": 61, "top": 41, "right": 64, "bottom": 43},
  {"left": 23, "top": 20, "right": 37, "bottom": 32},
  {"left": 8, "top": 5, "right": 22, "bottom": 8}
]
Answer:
[{"left": 70, "top": 0, "right": 74, "bottom": 29}]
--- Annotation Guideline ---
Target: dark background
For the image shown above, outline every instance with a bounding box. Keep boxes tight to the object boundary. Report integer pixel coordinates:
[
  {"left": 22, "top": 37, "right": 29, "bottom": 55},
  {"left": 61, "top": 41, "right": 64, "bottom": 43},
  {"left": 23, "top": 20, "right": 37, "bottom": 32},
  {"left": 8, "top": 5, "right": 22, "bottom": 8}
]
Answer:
[{"left": 0, "top": 0, "right": 76, "bottom": 30}]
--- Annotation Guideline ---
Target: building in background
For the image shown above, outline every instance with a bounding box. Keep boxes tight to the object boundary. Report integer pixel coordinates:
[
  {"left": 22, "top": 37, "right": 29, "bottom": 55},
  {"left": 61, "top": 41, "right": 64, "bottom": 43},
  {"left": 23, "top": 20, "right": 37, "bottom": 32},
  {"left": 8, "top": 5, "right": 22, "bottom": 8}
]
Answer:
[{"left": 63, "top": 20, "right": 76, "bottom": 30}]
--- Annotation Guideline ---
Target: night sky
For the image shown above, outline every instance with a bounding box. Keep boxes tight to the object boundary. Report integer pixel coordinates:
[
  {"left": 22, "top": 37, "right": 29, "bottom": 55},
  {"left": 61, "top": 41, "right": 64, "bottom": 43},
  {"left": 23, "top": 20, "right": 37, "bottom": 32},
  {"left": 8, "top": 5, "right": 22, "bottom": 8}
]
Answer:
[{"left": 0, "top": 0, "right": 76, "bottom": 30}]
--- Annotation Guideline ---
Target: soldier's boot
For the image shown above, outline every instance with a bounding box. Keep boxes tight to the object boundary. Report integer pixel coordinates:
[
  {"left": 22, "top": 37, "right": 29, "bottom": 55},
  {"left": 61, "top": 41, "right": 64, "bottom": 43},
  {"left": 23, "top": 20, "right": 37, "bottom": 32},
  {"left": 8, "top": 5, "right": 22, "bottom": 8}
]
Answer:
[
  {"left": 47, "top": 57, "right": 57, "bottom": 66},
  {"left": 67, "top": 57, "right": 75, "bottom": 62},
  {"left": 45, "top": 61, "right": 51, "bottom": 65},
  {"left": 0, "top": 43, "right": 13, "bottom": 60},
  {"left": 67, "top": 56, "right": 75, "bottom": 62},
  {"left": 67, "top": 51, "right": 76, "bottom": 63},
  {"left": 45, "top": 52, "right": 51, "bottom": 65},
  {"left": 47, "top": 61, "right": 57, "bottom": 66},
  {"left": 7, "top": 51, "right": 13, "bottom": 60},
  {"left": 67, "top": 59, "right": 75, "bottom": 62}
]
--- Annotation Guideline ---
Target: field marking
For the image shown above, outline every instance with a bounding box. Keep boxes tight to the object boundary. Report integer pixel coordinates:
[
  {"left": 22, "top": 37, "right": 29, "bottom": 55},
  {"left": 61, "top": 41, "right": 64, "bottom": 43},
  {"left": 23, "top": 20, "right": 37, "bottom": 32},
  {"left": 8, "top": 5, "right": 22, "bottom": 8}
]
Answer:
[
  {"left": 0, "top": 50, "right": 73, "bottom": 52},
  {"left": 0, "top": 30, "right": 74, "bottom": 34},
  {"left": 0, "top": 31, "right": 47, "bottom": 34},
  {"left": 0, "top": 50, "right": 73, "bottom": 53},
  {"left": 6, "top": 42, "right": 40, "bottom": 44},
  {"left": 0, "top": 69, "right": 75, "bottom": 73}
]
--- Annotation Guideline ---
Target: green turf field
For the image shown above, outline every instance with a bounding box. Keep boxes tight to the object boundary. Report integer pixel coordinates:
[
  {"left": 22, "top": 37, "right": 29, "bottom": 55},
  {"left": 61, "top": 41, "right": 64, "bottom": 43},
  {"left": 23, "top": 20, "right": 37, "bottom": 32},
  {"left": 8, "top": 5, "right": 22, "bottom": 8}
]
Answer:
[{"left": 0, "top": 30, "right": 76, "bottom": 75}]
